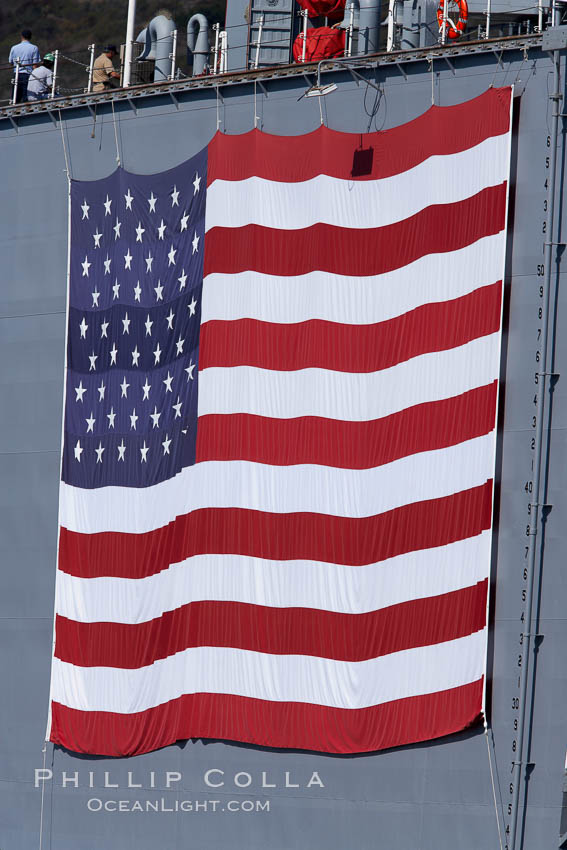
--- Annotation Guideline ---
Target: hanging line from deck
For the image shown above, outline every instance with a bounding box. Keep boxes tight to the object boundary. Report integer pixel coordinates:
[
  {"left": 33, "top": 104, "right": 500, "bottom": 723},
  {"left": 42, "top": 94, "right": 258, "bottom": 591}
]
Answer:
[
  {"left": 485, "top": 720, "right": 506, "bottom": 850},
  {"left": 37, "top": 742, "right": 53, "bottom": 850},
  {"left": 111, "top": 99, "right": 122, "bottom": 167},
  {"left": 58, "top": 109, "right": 71, "bottom": 183}
]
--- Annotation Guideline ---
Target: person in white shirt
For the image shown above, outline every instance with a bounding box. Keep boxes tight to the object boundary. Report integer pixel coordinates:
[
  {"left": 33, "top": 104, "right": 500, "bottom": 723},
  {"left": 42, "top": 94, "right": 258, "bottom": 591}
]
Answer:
[{"left": 27, "top": 54, "right": 55, "bottom": 101}]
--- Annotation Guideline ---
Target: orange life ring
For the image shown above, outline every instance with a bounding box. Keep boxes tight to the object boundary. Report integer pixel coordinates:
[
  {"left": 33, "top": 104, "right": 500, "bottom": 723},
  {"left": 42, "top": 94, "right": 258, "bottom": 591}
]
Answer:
[{"left": 437, "top": 0, "right": 468, "bottom": 39}]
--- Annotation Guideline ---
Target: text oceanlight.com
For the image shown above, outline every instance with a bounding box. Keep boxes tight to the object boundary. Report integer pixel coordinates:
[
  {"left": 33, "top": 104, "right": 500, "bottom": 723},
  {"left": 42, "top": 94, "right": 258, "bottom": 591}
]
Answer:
[{"left": 86, "top": 798, "right": 271, "bottom": 813}]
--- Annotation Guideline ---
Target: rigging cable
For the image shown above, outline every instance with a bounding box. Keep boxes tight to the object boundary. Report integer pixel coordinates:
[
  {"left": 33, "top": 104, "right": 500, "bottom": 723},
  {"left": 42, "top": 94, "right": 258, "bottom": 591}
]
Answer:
[
  {"left": 58, "top": 108, "right": 71, "bottom": 183},
  {"left": 111, "top": 99, "right": 122, "bottom": 167},
  {"left": 485, "top": 721, "right": 506, "bottom": 850}
]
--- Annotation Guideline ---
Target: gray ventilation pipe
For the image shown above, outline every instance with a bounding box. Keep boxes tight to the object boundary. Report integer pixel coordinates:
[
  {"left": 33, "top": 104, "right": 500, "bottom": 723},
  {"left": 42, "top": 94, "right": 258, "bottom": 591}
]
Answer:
[
  {"left": 401, "top": 0, "right": 419, "bottom": 48},
  {"left": 357, "top": 0, "right": 381, "bottom": 54},
  {"left": 138, "top": 13, "right": 176, "bottom": 82},
  {"left": 187, "top": 13, "right": 210, "bottom": 76}
]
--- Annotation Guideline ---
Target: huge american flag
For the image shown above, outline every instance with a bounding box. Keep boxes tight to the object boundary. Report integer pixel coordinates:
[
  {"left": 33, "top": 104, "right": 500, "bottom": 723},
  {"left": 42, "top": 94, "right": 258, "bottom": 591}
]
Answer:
[{"left": 48, "top": 87, "right": 512, "bottom": 756}]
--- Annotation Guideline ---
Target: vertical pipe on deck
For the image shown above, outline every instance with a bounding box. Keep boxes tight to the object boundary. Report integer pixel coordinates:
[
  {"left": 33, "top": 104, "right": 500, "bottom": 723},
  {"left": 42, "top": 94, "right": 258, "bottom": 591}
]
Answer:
[
  {"left": 301, "top": 10, "right": 309, "bottom": 62},
  {"left": 346, "top": 3, "right": 355, "bottom": 56},
  {"left": 220, "top": 31, "right": 228, "bottom": 72},
  {"left": 50, "top": 50, "right": 59, "bottom": 99},
  {"left": 508, "top": 44, "right": 563, "bottom": 850},
  {"left": 212, "top": 23, "right": 220, "bottom": 74},
  {"left": 87, "top": 43, "right": 95, "bottom": 92},
  {"left": 387, "top": 0, "right": 396, "bottom": 50},
  {"left": 169, "top": 29, "right": 178, "bottom": 79},
  {"left": 254, "top": 14, "right": 264, "bottom": 69},
  {"left": 12, "top": 59, "right": 20, "bottom": 105},
  {"left": 123, "top": 0, "right": 137, "bottom": 87}
]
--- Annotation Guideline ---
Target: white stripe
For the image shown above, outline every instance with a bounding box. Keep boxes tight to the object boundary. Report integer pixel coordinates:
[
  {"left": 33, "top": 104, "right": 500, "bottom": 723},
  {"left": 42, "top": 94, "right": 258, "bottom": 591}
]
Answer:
[
  {"left": 201, "top": 234, "right": 505, "bottom": 326},
  {"left": 60, "top": 433, "right": 494, "bottom": 535},
  {"left": 56, "top": 531, "right": 491, "bottom": 624},
  {"left": 205, "top": 135, "right": 508, "bottom": 232},
  {"left": 50, "top": 629, "right": 487, "bottom": 713},
  {"left": 199, "top": 333, "right": 500, "bottom": 421}
]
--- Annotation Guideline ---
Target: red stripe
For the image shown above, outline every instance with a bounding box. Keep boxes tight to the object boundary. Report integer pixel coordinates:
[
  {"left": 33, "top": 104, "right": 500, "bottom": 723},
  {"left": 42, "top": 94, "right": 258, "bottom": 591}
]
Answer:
[
  {"left": 207, "top": 87, "right": 511, "bottom": 184},
  {"left": 55, "top": 580, "right": 488, "bottom": 669},
  {"left": 199, "top": 282, "right": 502, "bottom": 372},
  {"left": 50, "top": 678, "right": 483, "bottom": 756},
  {"left": 204, "top": 185, "right": 507, "bottom": 278},
  {"left": 58, "top": 481, "right": 493, "bottom": 580},
  {"left": 196, "top": 383, "right": 498, "bottom": 468}
]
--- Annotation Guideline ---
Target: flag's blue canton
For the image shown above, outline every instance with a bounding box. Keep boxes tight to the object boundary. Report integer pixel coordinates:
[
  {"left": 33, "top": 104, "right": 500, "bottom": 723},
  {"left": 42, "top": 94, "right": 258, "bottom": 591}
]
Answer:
[{"left": 62, "top": 147, "right": 207, "bottom": 489}]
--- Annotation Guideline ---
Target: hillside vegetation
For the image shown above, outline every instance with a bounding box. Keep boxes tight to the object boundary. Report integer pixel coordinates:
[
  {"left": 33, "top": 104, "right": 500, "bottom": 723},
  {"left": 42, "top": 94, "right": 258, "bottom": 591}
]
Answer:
[{"left": 0, "top": 1, "right": 225, "bottom": 101}]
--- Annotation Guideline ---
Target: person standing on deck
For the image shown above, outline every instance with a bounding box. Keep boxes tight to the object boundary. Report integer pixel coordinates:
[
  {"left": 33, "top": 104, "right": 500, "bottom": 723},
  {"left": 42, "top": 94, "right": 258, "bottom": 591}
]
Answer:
[
  {"left": 9, "top": 30, "right": 41, "bottom": 103},
  {"left": 92, "top": 45, "right": 121, "bottom": 92}
]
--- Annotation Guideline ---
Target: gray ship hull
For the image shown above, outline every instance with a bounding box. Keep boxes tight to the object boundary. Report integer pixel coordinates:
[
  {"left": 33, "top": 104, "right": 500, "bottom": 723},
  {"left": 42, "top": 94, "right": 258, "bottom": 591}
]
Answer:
[{"left": 1, "top": 38, "right": 564, "bottom": 849}]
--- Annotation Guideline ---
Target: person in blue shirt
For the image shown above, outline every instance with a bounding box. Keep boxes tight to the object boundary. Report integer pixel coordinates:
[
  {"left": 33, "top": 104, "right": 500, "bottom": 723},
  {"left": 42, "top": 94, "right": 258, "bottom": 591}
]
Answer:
[{"left": 9, "top": 30, "right": 41, "bottom": 103}]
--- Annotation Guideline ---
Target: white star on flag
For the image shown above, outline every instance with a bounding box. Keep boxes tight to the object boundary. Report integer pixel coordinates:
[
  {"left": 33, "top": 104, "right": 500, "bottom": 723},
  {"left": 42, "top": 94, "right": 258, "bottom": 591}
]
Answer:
[
  {"left": 153, "top": 342, "right": 162, "bottom": 364},
  {"left": 79, "top": 317, "right": 88, "bottom": 338},
  {"left": 131, "top": 345, "right": 140, "bottom": 367},
  {"left": 100, "top": 319, "right": 109, "bottom": 338},
  {"left": 148, "top": 191, "right": 157, "bottom": 213},
  {"left": 74, "top": 439, "right": 83, "bottom": 461},
  {"left": 133, "top": 282, "right": 142, "bottom": 302},
  {"left": 185, "top": 361, "right": 195, "bottom": 381},
  {"left": 142, "top": 378, "right": 151, "bottom": 400},
  {"left": 86, "top": 412, "right": 96, "bottom": 433},
  {"left": 95, "top": 442, "right": 105, "bottom": 463},
  {"left": 145, "top": 315, "right": 153, "bottom": 336},
  {"left": 135, "top": 222, "right": 145, "bottom": 243},
  {"left": 162, "top": 434, "right": 171, "bottom": 455},
  {"left": 163, "top": 371, "right": 173, "bottom": 392},
  {"left": 117, "top": 439, "right": 126, "bottom": 461},
  {"left": 93, "top": 228, "right": 102, "bottom": 248},
  {"left": 140, "top": 441, "right": 149, "bottom": 462},
  {"left": 112, "top": 280, "right": 120, "bottom": 299},
  {"left": 88, "top": 352, "right": 98, "bottom": 371},
  {"left": 81, "top": 256, "right": 91, "bottom": 277},
  {"left": 154, "top": 281, "right": 164, "bottom": 301},
  {"left": 157, "top": 220, "right": 166, "bottom": 240},
  {"left": 103, "top": 255, "right": 111, "bottom": 275},
  {"left": 150, "top": 406, "right": 161, "bottom": 428},
  {"left": 114, "top": 218, "right": 122, "bottom": 239},
  {"left": 124, "top": 249, "right": 133, "bottom": 270},
  {"left": 180, "top": 212, "right": 189, "bottom": 232},
  {"left": 124, "top": 189, "right": 134, "bottom": 210},
  {"left": 188, "top": 296, "right": 197, "bottom": 316},
  {"left": 104, "top": 195, "right": 112, "bottom": 215},
  {"left": 91, "top": 287, "right": 100, "bottom": 307},
  {"left": 81, "top": 200, "right": 89, "bottom": 220},
  {"left": 75, "top": 380, "right": 86, "bottom": 402},
  {"left": 120, "top": 376, "right": 130, "bottom": 398},
  {"left": 168, "top": 245, "right": 176, "bottom": 266},
  {"left": 171, "top": 185, "right": 180, "bottom": 206},
  {"left": 98, "top": 381, "right": 106, "bottom": 401},
  {"left": 192, "top": 231, "right": 200, "bottom": 254},
  {"left": 176, "top": 336, "right": 184, "bottom": 355},
  {"left": 166, "top": 308, "right": 175, "bottom": 330},
  {"left": 145, "top": 253, "right": 154, "bottom": 272},
  {"left": 178, "top": 269, "right": 187, "bottom": 290},
  {"left": 193, "top": 172, "right": 201, "bottom": 194},
  {"left": 130, "top": 409, "right": 138, "bottom": 430},
  {"left": 173, "top": 396, "right": 182, "bottom": 418},
  {"left": 107, "top": 406, "right": 116, "bottom": 428},
  {"left": 110, "top": 342, "right": 118, "bottom": 365},
  {"left": 122, "top": 312, "right": 131, "bottom": 334}
]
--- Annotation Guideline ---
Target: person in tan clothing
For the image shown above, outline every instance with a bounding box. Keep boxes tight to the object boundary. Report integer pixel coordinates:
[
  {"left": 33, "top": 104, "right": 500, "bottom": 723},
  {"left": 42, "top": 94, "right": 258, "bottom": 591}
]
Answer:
[{"left": 92, "top": 45, "right": 120, "bottom": 92}]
